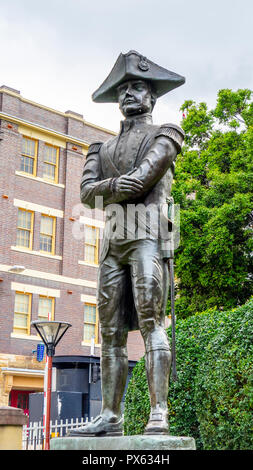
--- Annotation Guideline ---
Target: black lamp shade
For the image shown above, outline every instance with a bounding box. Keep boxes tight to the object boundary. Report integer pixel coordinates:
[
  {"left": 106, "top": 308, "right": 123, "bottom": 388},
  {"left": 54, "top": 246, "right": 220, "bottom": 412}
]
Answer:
[{"left": 31, "top": 321, "right": 71, "bottom": 355}]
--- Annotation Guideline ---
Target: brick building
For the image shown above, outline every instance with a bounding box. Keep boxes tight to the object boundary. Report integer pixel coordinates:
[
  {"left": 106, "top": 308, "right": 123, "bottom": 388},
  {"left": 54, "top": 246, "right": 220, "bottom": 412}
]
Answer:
[{"left": 0, "top": 85, "right": 145, "bottom": 419}]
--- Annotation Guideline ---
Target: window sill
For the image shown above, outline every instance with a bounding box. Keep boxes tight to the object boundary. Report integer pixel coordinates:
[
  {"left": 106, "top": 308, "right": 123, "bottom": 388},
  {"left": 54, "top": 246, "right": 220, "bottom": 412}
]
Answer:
[
  {"left": 78, "top": 260, "right": 99, "bottom": 268},
  {"left": 15, "top": 171, "right": 65, "bottom": 188},
  {"left": 81, "top": 341, "right": 101, "bottom": 348},
  {"left": 11, "top": 333, "right": 41, "bottom": 340},
  {"left": 11, "top": 246, "right": 62, "bottom": 260}
]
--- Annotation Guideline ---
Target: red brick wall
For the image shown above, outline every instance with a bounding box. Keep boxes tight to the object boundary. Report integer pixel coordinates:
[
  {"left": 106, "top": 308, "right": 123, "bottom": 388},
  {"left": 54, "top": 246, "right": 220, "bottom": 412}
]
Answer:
[
  {"left": 0, "top": 272, "right": 99, "bottom": 357},
  {"left": 0, "top": 88, "right": 145, "bottom": 362}
]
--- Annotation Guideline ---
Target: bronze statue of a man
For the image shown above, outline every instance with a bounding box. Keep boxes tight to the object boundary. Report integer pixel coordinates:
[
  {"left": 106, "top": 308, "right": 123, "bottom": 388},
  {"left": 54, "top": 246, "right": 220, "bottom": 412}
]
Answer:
[{"left": 72, "top": 51, "right": 185, "bottom": 437}]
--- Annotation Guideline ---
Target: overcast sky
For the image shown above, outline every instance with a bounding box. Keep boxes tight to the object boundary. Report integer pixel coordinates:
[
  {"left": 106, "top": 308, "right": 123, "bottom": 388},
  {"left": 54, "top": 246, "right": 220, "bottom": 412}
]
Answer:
[{"left": 0, "top": 0, "right": 252, "bottom": 132}]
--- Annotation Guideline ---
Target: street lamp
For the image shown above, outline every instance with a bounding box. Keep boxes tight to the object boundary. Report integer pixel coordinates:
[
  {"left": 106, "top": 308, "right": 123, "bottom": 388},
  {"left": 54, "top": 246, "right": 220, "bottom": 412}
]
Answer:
[
  {"left": 8, "top": 265, "right": 25, "bottom": 273},
  {"left": 31, "top": 320, "right": 71, "bottom": 450}
]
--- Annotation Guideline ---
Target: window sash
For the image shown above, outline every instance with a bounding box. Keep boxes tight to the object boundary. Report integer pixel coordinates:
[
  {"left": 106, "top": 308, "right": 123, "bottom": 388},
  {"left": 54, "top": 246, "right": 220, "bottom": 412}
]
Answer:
[
  {"left": 40, "top": 215, "right": 56, "bottom": 254},
  {"left": 84, "top": 226, "right": 99, "bottom": 264},
  {"left": 43, "top": 145, "right": 59, "bottom": 183},
  {"left": 16, "top": 209, "right": 34, "bottom": 250},
  {"left": 13, "top": 292, "right": 32, "bottom": 335},
  {"left": 38, "top": 296, "right": 55, "bottom": 321},
  {"left": 21, "top": 155, "right": 35, "bottom": 175},
  {"left": 43, "top": 162, "right": 56, "bottom": 181},
  {"left": 83, "top": 303, "right": 98, "bottom": 343},
  {"left": 22, "top": 137, "right": 36, "bottom": 157},
  {"left": 20, "top": 137, "right": 37, "bottom": 176}
]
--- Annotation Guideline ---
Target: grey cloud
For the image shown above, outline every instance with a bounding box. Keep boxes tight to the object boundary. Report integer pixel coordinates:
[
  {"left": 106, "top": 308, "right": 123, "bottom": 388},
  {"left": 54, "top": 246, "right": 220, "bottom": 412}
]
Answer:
[{"left": 0, "top": 0, "right": 252, "bottom": 131}]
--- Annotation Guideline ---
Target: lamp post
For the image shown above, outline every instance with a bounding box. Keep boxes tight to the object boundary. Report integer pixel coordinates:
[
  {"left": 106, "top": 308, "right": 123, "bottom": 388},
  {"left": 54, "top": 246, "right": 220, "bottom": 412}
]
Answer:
[{"left": 31, "top": 320, "right": 71, "bottom": 450}]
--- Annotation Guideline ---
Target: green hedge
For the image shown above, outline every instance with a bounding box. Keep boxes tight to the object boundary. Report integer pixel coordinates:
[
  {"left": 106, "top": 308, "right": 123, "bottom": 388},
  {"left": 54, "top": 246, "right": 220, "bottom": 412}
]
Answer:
[{"left": 124, "top": 298, "right": 253, "bottom": 449}]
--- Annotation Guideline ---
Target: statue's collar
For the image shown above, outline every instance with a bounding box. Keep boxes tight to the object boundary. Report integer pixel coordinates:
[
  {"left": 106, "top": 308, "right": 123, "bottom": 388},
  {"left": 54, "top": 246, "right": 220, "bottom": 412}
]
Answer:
[{"left": 120, "top": 113, "right": 153, "bottom": 132}]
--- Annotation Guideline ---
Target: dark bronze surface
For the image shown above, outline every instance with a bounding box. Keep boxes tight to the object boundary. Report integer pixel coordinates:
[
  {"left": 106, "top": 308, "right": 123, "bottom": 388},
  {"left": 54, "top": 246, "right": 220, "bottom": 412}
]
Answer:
[
  {"left": 71, "top": 51, "right": 185, "bottom": 437},
  {"left": 92, "top": 50, "right": 185, "bottom": 103}
]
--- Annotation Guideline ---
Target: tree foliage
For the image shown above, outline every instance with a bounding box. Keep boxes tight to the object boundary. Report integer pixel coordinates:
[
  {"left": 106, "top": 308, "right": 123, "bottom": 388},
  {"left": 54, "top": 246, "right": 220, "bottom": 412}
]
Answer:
[
  {"left": 124, "top": 299, "right": 253, "bottom": 450},
  {"left": 172, "top": 89, "right": 253, "bottom": 317}
]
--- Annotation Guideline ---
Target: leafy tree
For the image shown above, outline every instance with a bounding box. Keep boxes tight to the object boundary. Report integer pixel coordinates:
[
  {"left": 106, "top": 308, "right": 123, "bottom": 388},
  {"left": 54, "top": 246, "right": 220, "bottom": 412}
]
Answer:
[{"left": 172, "top": 89, "right": 253, "bottom": 317}]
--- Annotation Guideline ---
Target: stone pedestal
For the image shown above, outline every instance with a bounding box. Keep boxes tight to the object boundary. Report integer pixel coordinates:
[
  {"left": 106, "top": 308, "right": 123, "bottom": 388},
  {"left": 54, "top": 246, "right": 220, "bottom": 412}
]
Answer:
[
  {"left": 0, "top": 406, "right": 28, "bottom": 450},
  {"left": 50, "top": 434, "right": 196, "bottom": 451}
]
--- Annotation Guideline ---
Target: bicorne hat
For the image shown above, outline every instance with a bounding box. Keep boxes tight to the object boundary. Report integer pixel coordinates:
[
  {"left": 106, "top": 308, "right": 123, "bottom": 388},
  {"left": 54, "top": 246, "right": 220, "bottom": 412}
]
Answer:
[{"left": 92, "top": 50, "right": 185, "bottom": 103}]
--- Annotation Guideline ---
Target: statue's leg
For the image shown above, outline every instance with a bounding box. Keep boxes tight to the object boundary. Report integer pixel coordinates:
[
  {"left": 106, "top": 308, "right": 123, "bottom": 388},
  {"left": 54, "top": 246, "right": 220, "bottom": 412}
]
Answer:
[
  {"left": 131, "top": 241, "right": 171, "bottom": 434},
  {"left": 69, "top": 255, "right": 128, "bottom": 436},
  {"left": 100, "top": 348, "right": 128, "bottom": 419},
  {"left": 98, "top": 256, "right": 129, "bottom": 421}
]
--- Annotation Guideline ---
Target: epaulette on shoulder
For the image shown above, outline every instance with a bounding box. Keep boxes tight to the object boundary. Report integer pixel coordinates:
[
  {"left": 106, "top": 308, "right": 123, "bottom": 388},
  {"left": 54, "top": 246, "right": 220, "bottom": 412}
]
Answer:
[
  {"left": 87, "top": 142, "right": 103, "bottom": 157},
  {"left": 160, "top": 123, "right": 185, "bottom": 136},
  {"left": 155, "top": 123, "right": 185, "bottom": 153}
]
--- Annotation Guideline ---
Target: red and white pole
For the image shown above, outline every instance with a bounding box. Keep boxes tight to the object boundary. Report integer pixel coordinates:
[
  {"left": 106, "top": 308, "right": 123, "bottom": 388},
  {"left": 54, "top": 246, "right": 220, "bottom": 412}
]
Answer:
[
  {"left": 43, "top": 312, "right": 52, "bottom": 450},
  {"left": 44, "top": 354, "right": 53, "bottom": 450},
  {"left": 43, "top": 359, "right": 48, "bottom": 445}
]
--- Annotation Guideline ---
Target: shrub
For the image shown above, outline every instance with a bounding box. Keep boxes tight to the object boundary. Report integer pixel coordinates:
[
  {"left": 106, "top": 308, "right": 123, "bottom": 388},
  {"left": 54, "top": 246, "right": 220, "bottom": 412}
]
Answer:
[
  {"left": 194, "top": 301, "right": 253, "bottom": 449},
  {"left": 124, "top": 299, "right": 253, "bottom": 449}
]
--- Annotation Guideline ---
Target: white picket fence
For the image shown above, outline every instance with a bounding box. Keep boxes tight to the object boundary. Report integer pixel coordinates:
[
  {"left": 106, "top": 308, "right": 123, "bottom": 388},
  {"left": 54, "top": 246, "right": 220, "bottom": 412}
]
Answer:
[{"left": 22, "top": 416, "right": 93, "bottom": 450}]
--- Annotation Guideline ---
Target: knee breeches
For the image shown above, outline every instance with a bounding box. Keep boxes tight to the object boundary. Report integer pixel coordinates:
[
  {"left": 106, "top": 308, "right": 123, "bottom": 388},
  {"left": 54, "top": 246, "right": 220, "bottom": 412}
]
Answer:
[{"left": 97, "top": 240, "right": 170, "bottom": 356}]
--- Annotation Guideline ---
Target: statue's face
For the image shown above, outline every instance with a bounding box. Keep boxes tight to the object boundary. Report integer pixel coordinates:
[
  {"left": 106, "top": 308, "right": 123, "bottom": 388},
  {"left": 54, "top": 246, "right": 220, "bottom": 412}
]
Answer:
[{"left": 117, "top": 79, "right": 153, "bottom": 117}]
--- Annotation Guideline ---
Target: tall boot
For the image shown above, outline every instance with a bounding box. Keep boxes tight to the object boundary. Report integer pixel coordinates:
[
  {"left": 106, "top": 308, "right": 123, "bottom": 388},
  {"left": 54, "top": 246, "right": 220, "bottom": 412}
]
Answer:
[
  {"left": 68, "top": 352, "right": 128, "bottom": 437},
  {"left": 101, "top": 354, "right": 129, "bottom": 419},
  {"left": 144, "top": 349, "right": 171, "bottom": 434}
]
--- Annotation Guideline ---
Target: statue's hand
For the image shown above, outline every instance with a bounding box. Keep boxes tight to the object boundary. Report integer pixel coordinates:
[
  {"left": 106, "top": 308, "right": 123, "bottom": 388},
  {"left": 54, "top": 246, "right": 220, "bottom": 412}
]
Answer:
[{"left": 114, "top": 175, "right": 143, "bottom": 195}]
